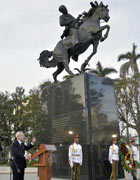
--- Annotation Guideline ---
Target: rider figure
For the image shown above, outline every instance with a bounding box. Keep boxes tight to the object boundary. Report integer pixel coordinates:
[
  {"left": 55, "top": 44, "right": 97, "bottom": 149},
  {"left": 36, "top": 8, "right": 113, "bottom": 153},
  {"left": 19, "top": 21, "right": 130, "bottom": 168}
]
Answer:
[{"left": 58, "top": 5, "right": 81, "bottom": 46}]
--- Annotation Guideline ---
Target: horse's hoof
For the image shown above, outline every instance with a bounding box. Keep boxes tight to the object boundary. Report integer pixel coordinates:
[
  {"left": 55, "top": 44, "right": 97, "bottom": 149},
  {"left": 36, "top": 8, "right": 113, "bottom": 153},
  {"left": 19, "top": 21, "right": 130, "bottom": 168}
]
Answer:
[{"left": 100, "top": 38, "right": 104, "bottom": 42}]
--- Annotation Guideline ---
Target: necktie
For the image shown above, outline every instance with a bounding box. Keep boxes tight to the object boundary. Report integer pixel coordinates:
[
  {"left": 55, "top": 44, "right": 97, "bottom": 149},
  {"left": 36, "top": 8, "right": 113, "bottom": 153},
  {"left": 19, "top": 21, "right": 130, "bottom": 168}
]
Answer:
[{"left": 21, "top": 143, "right": 24, "bottom": 152}]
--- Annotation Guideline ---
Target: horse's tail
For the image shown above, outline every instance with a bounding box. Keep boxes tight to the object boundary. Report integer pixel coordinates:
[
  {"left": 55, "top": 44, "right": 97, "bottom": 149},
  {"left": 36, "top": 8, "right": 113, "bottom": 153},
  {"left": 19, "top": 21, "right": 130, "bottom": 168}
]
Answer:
[{"left": 37, "top": 50, "right": 56, "bottom": 68}]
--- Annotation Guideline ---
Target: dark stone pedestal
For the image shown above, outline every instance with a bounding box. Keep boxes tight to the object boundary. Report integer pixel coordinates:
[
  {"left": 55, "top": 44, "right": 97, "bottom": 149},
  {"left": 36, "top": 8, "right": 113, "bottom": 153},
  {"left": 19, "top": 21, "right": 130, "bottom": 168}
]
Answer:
[{"left": 40, "top": 73, "right": 124, "bottom": 180}]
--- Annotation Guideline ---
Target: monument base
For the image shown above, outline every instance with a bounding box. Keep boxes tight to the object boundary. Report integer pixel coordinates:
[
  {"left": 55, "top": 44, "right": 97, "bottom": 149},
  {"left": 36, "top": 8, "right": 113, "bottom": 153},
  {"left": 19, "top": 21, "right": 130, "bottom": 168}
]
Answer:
[{"left": 40, "top": 73, "right": 124, "bottom": 180}]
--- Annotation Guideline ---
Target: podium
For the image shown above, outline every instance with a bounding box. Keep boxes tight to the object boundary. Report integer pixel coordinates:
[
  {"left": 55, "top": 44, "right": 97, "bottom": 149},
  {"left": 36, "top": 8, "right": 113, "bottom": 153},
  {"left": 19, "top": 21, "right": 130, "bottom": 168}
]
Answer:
[{"left": 32, "top": 144, "right": 56, "bottom": 180}]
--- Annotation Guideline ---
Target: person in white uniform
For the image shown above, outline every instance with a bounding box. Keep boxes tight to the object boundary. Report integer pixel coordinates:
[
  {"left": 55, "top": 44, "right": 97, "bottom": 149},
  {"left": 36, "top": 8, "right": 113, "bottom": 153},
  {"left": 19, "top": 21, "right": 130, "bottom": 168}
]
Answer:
[
  {"left": 69, "top": 134, "right": 82, "bottom": 180},
  {"left": 131, "top": 139, "right": 138, "bottom": 180},
  {"left": 109, "top": 136, "right": 119, "bottom": 180}
]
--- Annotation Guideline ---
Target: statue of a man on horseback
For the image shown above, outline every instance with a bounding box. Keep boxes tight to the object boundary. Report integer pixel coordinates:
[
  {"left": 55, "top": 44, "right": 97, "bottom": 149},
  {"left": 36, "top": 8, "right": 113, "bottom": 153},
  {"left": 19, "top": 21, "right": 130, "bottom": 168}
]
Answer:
[
  {"left": 59, "top": 5, "right": 82, "bottom": 61},
  {"left": 59, "top": 5, "right": 80, "bottom": 44},
  {"left": 38, "top": 1, "right": 110, "bottom": 82}
]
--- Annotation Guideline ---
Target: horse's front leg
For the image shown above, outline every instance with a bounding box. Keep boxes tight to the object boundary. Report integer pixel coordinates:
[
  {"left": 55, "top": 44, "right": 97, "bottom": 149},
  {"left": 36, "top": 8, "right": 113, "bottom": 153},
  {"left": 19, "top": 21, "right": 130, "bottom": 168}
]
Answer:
[
  {"left": 81, "top": 40, "right": 99, "bottom": 72},
  {"left": 99, "top": 25, "right": 110, "bottom": 42}
]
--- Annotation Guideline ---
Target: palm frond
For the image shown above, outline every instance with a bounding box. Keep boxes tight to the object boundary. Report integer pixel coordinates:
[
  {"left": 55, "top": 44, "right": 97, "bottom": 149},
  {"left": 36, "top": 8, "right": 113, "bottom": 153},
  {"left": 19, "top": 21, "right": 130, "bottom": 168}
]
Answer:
[
  {"left": 132, "top": 43, "right": 137, "bottom": 56},
  {"left": 74, "top": 68, "right": 81, "bottom": 74},
  {"left": 84, "top": 68, "right": 91, "bottom": 72},
  {"left": 127, "top": 52, "right": 133, "bottom": 58},
  {"left": 120, "top": 62, "right": 130, "bottom": 76},
  {"left": 63, "top": 75, "right": 71, "bottom": 80},
  {"left": 89, "top": 69, "right": 99, "bottom": 75},
  {"left": 118, "top": 53, "right": 131, "bottom": 62},
  {"left": 135, "top": 54, "right": 140, "bottom": 61},
  {"left": 103, "top": 68, "right": 117, "bottom": 75},
  {"left": 96, "top": 61, "right": 103, "bottom": 72}
]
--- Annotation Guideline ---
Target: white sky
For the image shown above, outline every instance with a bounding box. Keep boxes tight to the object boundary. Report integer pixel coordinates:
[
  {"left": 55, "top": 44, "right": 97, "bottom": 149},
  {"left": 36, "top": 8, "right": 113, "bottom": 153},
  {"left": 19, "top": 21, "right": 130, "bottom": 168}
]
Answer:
[{"left": 0, "top": 0, "right": 140, "bottom": 94}]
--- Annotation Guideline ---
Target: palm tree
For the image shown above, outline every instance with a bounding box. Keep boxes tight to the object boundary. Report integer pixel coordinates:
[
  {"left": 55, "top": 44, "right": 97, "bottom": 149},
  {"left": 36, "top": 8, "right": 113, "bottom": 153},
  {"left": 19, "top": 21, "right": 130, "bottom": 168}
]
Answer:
[
  {"left": 74, "top": 67, "right": 91, "bottom": 74},
  {"left": 89, "top": 61, "right": 117, "bottom": 77},
  {"left": 118, "top": 43, "right": 140, "bottom": 76}
]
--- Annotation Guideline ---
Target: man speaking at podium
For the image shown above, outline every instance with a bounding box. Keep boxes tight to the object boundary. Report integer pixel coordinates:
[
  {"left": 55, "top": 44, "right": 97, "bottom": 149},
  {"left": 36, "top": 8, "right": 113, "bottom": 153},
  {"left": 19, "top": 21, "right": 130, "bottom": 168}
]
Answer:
[{"left": 11, "top": 131, "right": 36, "bottom": 180}]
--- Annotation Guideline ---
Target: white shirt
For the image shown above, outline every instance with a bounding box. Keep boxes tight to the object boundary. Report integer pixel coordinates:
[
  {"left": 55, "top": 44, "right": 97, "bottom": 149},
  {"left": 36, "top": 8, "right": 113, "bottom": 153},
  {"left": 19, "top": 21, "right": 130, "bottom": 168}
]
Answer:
[
  {"left": 17, "top": 139, "right": 22, "bottom": 145},
  {"left": 69, "top": 142, "right": 82, "bottom": 167},
  {"left": 109, "top": 144, "right": 119, "bottom": 164},
  {"left": 131, "top": 145, "right": 138, "bottom": 161}
]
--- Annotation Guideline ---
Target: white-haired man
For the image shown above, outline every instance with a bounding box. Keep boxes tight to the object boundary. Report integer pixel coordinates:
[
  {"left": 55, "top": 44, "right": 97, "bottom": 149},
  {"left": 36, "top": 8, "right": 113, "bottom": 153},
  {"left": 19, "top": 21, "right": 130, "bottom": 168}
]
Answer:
[{"left": 11, "top": 131, "right": 36, "bottom": 180}]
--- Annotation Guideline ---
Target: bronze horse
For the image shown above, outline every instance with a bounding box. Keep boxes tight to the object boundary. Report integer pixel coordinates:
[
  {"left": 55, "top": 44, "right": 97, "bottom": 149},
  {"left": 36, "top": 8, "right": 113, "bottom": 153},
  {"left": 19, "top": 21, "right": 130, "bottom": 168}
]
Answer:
[{"left": 38, "top": 1, "right": 110, "bottom": 82}]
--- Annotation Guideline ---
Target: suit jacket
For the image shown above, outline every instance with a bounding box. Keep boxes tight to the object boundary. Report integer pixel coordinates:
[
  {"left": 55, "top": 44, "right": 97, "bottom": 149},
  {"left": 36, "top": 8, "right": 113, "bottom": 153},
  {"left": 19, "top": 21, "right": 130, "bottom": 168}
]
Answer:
[{"left": 11, "top": 140, "right": 34, "bottom": 170}]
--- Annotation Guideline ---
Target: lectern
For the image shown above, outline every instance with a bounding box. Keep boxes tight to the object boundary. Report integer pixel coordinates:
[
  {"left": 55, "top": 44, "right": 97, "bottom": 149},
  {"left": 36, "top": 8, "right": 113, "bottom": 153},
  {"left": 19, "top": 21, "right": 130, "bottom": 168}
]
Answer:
[{"left": 32, "top": 144, "right": 56, "bottom": 180}]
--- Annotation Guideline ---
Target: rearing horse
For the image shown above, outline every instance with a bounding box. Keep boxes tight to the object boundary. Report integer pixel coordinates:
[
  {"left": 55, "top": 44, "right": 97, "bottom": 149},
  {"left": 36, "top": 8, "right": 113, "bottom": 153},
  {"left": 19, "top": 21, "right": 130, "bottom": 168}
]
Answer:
[{"left": 38, "top": 1, "right": 110, "bottom": 82}]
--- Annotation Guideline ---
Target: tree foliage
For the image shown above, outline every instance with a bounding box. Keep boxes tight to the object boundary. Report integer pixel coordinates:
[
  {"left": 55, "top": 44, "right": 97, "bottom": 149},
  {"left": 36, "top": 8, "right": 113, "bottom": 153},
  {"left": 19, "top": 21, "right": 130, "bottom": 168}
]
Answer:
[
  {"left": 0, "top": 87, "right": 42, "bottom": 161},
  {"left": 115, "top": 74, "right": 140, "bottom": 137},
  {"left": 89, "top": 61, "right": 117, "bottom": 77},
  {"left": 118, "top": 43, "right": 140, "bottom": 76},
  {"left": 115, "top": 72, "right": 140, "bottom": 164}
]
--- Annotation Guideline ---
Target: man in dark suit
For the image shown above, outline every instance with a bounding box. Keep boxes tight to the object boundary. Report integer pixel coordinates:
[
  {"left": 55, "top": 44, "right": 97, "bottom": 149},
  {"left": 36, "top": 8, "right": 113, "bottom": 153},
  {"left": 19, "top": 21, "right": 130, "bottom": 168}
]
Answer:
[{"left": 11, "top": 131, "right": 36, "bottom": 180}]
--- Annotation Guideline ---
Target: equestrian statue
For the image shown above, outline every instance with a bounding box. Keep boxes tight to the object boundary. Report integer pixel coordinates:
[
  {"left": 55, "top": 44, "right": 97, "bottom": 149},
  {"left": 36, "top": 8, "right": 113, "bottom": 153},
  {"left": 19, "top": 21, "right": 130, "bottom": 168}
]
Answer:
[{"left": 38, "top": 1, "right": 110, "bottom": 82}]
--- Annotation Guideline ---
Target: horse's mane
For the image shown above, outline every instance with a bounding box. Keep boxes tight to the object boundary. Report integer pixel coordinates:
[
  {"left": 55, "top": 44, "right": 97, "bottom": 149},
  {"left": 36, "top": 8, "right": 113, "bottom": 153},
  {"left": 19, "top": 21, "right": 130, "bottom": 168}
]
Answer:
[{"left": 82, "top": 1, "right": 107, "bottom": 20}]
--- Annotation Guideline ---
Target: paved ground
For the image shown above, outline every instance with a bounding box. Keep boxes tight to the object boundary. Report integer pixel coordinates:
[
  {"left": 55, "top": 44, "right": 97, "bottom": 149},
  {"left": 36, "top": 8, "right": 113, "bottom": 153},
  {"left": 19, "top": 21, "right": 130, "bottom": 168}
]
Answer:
[
  {"left": 0, "top": 174, "right": 38, "bottom": 180},
  {"left": 0, "top": 166, "right": 38, "bottom": 180},
  {"left": 0, "top": 166, "right": 140, "bottom": 180}
]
